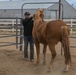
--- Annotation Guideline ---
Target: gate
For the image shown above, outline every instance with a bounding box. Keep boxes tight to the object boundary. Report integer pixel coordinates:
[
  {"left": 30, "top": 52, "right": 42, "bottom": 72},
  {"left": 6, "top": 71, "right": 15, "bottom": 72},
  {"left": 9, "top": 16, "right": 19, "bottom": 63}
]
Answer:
[
  {"left": 0, "top": 17, "right": 23, "bottom": 51},
  {"left": 21, "top": 2, "right": 64, "bottom": 20}
]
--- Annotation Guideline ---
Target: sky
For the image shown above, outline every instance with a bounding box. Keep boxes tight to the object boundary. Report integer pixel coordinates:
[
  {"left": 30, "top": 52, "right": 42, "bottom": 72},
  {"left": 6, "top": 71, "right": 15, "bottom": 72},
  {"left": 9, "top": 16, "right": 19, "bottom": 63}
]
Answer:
[
  {"left": 0, "top": 0, "right": 75, "bottom": 1},
  {"left": 0, "top": 0, "right": 76, "bottom": 4},
  {"left": 67, "top": 0, "right": 76, "bottom": 3}
]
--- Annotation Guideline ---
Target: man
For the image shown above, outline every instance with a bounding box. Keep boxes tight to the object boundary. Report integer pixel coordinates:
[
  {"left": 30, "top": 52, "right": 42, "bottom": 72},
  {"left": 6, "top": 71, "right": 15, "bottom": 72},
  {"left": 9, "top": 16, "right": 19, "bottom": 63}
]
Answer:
[{"left": 22, "top": 12, "right": 34, "bottom": 62}]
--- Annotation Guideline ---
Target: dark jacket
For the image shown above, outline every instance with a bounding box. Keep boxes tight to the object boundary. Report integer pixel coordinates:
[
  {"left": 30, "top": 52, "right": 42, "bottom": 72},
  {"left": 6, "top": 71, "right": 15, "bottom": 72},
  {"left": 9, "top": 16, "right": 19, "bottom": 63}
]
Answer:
[{"left": 22, "top": 17, "right": 34, "bottom": 36}]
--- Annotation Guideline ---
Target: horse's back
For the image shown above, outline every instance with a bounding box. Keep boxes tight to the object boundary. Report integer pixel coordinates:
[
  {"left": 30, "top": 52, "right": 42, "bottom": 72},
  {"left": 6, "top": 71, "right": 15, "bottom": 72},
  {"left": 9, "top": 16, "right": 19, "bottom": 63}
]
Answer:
[
  {"left": 46, "top": 20, "right": 68, "bottom": 44},
  {"left": 47, "top": 20, "right": 66, "bottom": 28}
]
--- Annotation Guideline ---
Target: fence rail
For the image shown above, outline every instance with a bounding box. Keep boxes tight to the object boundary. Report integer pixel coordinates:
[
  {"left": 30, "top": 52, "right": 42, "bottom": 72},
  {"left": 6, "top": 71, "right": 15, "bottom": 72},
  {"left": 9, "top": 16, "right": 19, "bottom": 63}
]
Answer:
[
  {"left": 0, "top": 19, "right": 20, "bottom": 32},
  {"left": 0, "top": 18, "right": 23, "bottom": 51},
  {"left": 0, "top": 19, "right": 76, "bottom": 34},
  {"left": 63, "top": 19, "right": 76, "bottom": 34}
]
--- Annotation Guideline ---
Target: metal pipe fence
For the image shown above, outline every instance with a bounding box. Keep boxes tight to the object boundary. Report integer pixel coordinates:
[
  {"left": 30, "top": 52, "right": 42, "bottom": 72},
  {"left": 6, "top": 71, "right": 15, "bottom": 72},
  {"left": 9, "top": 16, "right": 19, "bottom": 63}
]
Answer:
[
  {"left": 0, "top": 17, "right": 23, "bottom": 51},
  {"left": 21, "top": 2, "right": 64, "bottom": 20},
  {"left": 0, "top": 1, "right": 75, "bottom": 53}
]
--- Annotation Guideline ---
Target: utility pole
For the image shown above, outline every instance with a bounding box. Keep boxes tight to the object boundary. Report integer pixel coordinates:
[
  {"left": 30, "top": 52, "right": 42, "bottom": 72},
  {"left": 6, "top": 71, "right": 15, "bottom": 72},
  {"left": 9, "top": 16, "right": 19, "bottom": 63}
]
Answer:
[
  {"left": 59, "top": 0, "right": 61, "bottom": 19},
  {"left": 59, "top": 0, "right": 63, "bottom": 55}
]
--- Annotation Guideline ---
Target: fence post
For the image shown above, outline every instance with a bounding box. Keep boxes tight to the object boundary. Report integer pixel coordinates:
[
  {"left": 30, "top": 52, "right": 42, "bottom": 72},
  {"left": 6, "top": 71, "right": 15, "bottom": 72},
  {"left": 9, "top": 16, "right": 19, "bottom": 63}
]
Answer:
[
  {"left": 16, "top": 18, "right": 18, "bottom": 49},
  {"left": 19, "top": 18, "right": 23, "bottom": 51},
  {"left": 12, "top": 19, "right": 15, "bottom": 32},
  {"left": 71, "top": 18, "right": 73, "bottom": 34}
]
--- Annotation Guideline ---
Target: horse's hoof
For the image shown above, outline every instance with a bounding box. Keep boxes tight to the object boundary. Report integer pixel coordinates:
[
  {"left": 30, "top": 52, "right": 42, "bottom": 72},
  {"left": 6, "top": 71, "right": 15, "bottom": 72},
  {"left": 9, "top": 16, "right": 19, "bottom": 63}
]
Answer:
[
  {"left": 63, "top": 64, "right": 71, "bottom": 72},
  {"left": 47, "top": 69, "right": 51, "bottom": 73},
  {"left": 48, "top": 66, "right": 51, "bottom": 70},
  {"left": 36, "top": 61, "right": 39, "bottom": 64},
  {"left": 42, "top": 62, "right": 46, "bottom": 65},
  {"left": 36, "top": 63, "right": 39, "bottom": 66},
  {"left": 63, "top": 68, "right": 68, "bottom": 72}
]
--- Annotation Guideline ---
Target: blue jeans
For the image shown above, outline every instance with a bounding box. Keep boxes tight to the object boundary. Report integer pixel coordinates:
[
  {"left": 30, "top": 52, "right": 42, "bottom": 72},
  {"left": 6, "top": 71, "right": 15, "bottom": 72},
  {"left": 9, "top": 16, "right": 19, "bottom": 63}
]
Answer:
[{"left": 24, "top": 36, "right": 34, "bottom": 60}]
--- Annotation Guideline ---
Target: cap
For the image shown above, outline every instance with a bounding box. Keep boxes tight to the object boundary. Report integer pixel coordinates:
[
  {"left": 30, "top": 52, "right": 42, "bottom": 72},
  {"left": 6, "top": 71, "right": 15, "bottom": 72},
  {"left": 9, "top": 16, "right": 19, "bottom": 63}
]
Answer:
[{"left": 24, "top": 12, "right": 30, "bottom": 16}]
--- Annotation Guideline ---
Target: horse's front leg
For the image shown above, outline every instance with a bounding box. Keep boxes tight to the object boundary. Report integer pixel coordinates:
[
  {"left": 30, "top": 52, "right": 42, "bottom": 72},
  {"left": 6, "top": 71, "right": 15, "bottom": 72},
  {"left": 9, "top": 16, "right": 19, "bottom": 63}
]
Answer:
[
  {"left": 43, "top": 45, "right": 47, "bottom": 65},
  {"left": 35, "top": 41, "right": 40, "bottom": 65}
]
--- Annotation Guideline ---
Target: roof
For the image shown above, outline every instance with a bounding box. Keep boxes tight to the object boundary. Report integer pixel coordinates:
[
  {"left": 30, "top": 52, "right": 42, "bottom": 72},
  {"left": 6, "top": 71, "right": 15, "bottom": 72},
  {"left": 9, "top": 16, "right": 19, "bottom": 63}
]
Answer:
[
  {"left": 47, "top": 0, "right": 76, "bottom": 19},
  {"left": 0, "top": 0, "right": 59, "bottom": 9}
]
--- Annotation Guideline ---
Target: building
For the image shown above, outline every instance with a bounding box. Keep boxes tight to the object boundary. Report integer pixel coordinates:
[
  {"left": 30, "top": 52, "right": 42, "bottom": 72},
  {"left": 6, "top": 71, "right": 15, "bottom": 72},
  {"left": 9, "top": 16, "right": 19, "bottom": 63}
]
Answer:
[
  {"left": 48, "top": 0, "right": 76, "bottom": 19},
  {"left": 0, "top": 0, "right": 76, "bottom": 19}
]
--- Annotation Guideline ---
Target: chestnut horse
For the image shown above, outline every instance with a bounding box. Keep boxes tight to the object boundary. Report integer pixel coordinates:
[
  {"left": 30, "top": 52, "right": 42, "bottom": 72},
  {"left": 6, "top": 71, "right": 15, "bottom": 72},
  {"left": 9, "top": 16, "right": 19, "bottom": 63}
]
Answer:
[{"left": 32, "top": 9, "right": 71, "bottom": 71}]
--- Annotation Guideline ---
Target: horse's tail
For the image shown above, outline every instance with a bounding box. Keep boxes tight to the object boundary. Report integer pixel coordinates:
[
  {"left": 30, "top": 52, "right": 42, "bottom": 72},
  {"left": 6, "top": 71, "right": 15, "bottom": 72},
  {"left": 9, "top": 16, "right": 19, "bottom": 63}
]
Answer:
[{"left": 61, "top": 26, "right": 71, "bottom": 65}]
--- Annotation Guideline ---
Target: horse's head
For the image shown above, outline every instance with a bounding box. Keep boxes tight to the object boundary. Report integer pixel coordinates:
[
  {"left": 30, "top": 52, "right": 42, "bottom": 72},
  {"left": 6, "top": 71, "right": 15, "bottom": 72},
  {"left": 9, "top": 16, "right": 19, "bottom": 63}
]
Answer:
[{"left": 34, "top": 8, "right": 44, "bottom": 20}]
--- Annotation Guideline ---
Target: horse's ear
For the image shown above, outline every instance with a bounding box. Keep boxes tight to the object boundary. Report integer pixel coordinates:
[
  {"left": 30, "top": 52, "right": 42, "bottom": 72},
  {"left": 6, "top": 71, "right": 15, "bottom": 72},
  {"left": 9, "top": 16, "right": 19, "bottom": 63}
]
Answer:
[
  {"left": 37, "top": 8, "right": 40, "bottom": 11},
  {"left": 33, "top": 14, "right": 35, "bottom": 19},
  {"left": 38, "top": 8, "right": 40, "bottom": 10},
  {"left": 42, "top": 8, "right": 44, "bottom": 12}
]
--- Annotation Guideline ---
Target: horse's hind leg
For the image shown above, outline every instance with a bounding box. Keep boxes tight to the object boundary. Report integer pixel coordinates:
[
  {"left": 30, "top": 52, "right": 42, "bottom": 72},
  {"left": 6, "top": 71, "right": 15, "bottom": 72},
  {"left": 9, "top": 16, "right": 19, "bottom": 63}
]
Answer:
[
  {"left": 43, "top": 45, "right": 47, "bottom": 65},
  {"left": 48, "top": 44, "right": 56, "bottom": 70}
]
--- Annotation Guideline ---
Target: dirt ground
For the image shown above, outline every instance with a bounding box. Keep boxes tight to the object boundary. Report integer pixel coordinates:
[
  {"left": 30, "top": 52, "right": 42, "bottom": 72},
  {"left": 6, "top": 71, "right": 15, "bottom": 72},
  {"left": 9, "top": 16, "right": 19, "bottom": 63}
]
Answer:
[{"left": 0, "top": 32, "right": 76, "bottom": 75}]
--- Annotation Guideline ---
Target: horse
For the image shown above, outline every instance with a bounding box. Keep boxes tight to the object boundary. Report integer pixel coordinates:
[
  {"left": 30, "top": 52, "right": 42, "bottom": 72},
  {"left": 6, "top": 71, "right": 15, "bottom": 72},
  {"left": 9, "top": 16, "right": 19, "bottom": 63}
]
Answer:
[{"left": 32, "top": 8, "right": 71, "bottom": 71}]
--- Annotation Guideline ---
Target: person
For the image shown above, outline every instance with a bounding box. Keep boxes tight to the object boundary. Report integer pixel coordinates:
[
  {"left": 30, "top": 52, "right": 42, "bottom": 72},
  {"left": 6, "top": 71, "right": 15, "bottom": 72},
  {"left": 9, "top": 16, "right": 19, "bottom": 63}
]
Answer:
[{"left": 22, "top": 12, "right": 34, "bottom": 62}]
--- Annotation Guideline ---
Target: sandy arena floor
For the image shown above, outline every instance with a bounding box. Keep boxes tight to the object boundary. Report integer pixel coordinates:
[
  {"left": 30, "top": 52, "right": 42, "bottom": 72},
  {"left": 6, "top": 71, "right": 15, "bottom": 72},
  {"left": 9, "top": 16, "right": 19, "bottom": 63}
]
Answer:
[{"left": 0, "top": 32, "right": 76, "bottom": 75}]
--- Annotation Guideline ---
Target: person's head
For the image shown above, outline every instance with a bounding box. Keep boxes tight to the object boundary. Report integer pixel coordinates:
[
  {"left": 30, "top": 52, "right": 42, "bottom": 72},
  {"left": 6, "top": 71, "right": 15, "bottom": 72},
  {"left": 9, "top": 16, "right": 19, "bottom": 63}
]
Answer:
[{"left": 24, "top": 12, "right": 30, "bottom": 19}]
